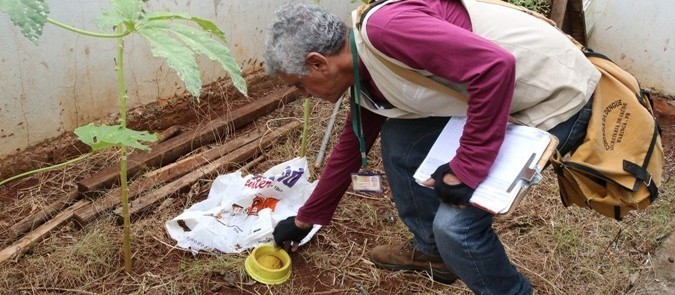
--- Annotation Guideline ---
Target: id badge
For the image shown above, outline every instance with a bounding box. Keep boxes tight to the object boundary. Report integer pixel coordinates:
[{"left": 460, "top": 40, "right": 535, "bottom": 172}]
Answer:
[{"left": 351, "top": 172, "right": 383, "bottom": 193}]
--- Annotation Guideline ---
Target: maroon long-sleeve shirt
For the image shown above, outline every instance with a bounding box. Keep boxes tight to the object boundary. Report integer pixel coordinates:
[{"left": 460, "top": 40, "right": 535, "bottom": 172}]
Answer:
[{"left": 297, "top": 0, "right": 515, "bottom": 225}]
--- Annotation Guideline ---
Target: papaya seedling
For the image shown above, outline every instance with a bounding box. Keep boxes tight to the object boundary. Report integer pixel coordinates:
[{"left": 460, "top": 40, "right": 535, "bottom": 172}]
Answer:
[{"left": 0, "top": 0, "right": 247, "bottom": 273}]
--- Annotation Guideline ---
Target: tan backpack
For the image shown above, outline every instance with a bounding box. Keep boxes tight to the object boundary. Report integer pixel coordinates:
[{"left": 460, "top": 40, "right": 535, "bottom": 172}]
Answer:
[{"left": 551, "top": 52, "right": 664, "bottom": 220}]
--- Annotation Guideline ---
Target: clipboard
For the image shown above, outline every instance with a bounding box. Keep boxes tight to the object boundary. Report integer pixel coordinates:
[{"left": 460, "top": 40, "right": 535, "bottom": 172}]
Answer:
[
  {"left": 471, "top": 135, "right": 558, "bottom": 216},
  {"left": 413, "top": 117, "right": 559, "bottom": 216}
]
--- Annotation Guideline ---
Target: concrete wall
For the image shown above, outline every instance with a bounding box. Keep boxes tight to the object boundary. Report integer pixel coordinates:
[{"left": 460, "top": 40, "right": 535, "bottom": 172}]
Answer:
[
  {"left": 0, "top": 0, "right": 357, "bottom": 159},
  {"left": 2, "top": 0, "right": 673, "bottom": 160},
  {"left": 586, "top": 0, "right": 674, "bottom": 95}
]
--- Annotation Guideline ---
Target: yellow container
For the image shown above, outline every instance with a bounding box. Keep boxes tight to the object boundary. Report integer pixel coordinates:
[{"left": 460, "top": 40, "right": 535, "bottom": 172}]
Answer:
[{"left": 244, "top": 244, "right": 291, "bottom": 285}]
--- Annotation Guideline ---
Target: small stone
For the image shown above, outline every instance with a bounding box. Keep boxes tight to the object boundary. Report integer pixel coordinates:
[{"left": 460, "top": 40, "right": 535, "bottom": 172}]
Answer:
[
  {"left": 210, "top": 284, "right": 222, "bottom": 292},
  {"left": 668, "top": 257, "right": 674, "bottom": 263},
  {"left": 222, "top": 272, "right": 237, "bottom": 284},
  {"left": 384, "top": 211, "right": 397, "bottom": 224}
]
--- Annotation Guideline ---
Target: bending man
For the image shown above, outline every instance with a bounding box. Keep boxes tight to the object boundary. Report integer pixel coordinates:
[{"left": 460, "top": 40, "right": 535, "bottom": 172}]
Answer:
[{"left": 264, "top": 0, "right": 599, "bottom": 293}]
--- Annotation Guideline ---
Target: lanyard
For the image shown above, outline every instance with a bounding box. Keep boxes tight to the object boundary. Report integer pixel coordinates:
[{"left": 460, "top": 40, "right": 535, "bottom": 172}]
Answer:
[{"left": 348, "top": 29, "right": 368, "bottom": 169}]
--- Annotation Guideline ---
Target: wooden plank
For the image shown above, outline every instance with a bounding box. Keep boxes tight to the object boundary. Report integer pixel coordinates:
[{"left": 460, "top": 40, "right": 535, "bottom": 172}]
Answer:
[
  {"left": 565, "top": 0, "right": 587, "bottom": 46},
  {"left": 3, "top": 124, "right": 181, "bottom": 233},
  {"left": 114, "top": 121, "right": 301, "bottom": 221},
  {"left": 153, "top": 155, "right": 268, "bottom": 213},
  {"left": 157, "top": 125, "right": 182, "bottom": 142},
  {"left": 76, "top": 87, "right": 301, "bottom": 193},
  {"left": 72, "top": 130, "right": 264, "bottom": 227},
  {"left": 9, "top": 188, "right": 79, "bottom": 239},
  {"left": 239, "top": 155, "right": 266, "bottom": 174},
  {"left": 0, "top": 200, "right": 89, "bottom": 263},
  {"left": 549, "top": 0, "right": 569, "bottom": 28},
  {"left": 143, "top": 130, "right": 263, "bottom": 180}
]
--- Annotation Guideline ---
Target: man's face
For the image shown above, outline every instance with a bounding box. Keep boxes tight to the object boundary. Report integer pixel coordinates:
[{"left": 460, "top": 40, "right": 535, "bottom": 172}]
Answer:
[
  {"left": 278, "top": 72, "right": 346, "bottom": 104},
  {"left": 277, "top": 57, "right": 348, "bottom": 103}
]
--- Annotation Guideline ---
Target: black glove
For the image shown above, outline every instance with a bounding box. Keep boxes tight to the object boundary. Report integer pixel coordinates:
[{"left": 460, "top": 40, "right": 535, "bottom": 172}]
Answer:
[
  {"left": 431, "top": 163, "right": 475, "bottom": 206},
  {"left": 273, "top": 216, "right": 312, "bottom": 247}
]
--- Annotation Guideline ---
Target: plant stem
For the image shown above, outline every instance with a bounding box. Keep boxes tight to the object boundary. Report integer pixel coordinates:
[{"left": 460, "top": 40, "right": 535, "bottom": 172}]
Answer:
[
  {"left": 115, "top": 27, "right": 132, "bottom": 274},
  {"left": 0, "top": 152, "right": 93, "bottom": 186},
  {"left": 120, "top": 145, "right": 130, "bottom": 273},
  {"left": 300, "top": 98, "right": 310, "bottom": 157},
  {"left": 47, "top": 18, "right": 132, "bottom": 38}
]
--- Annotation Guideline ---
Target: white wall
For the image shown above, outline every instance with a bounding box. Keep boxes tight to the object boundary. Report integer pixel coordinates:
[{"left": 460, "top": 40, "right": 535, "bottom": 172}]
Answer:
[
  {"left": 586, "top": 0, "right": 674, "bottom": 95},
  {"left": 0, "top": 0, "right": 357, "bottom": 159},
  {"left": 3, "top": 0, "right": 672, "bottom": 159}
]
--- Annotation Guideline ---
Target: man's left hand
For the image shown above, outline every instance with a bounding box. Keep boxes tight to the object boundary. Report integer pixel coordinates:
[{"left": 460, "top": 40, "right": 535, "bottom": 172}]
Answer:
[{"left": 422, "top": 163, "right": 474, "bottom": 207}]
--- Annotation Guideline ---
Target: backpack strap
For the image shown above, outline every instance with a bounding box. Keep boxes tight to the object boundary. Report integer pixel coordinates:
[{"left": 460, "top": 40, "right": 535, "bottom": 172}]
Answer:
[
  {"left": 640, "top": 89, "right": 663, "bottom": 135},
  {"left": 354, "top": 0, "right": 471, "bottom": 104},
  {"left": 356, "top": 0, "right": 388, "bottom": 29},
  {"left": 613, "top": 206, "right": 622, "bottom": 221},
  {"left": 622, "top": 125, "right": 660, "bottom": 202}
]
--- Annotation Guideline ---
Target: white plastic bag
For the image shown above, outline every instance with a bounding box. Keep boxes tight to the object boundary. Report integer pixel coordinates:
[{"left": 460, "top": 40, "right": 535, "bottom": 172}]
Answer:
[{"left": 166, "top": 157, "right": 319, "bottom": 254}]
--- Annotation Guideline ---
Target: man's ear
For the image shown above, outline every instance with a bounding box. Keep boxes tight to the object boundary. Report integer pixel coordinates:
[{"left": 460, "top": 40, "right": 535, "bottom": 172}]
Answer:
[{"left": 306, "top": 52, "right": 328, "bottom": 72}]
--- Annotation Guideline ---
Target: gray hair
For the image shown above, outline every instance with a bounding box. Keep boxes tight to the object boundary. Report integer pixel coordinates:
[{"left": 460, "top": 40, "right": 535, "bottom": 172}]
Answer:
[{"left": 264, "top": 3, "right": 348, "bottom": 76}]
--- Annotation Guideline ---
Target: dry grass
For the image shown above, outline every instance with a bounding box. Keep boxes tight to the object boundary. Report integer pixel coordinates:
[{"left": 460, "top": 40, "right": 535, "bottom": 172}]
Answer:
[{"left": 0, "top": 79, "right": 673, "bottom": 295}]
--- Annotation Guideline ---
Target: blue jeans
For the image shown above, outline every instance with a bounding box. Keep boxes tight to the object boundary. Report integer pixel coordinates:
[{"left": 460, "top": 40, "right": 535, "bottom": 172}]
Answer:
[{"left": 380, "top": 100, "right": 592, "bottom": 294}]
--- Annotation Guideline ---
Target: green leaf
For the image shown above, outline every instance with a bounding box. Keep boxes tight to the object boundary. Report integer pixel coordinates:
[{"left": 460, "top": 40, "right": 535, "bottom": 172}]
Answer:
[
  {"left": 96, "top": 9, "right": 126, "bottom": 30},
  {"left": 112, "top": 0, "right": 143, "bottom": 22},
  {"left": 142, "top": 13, "right": 246, "bottom": 96},
  {"left": 138, "top": 21, "right": 202, "bottom": 97},
  {"left": 75, "top": 123, "right": 158, "bottom": 152},
  {"left": 0, "top": 0, "right": 49, "bottom": 44},
  {"left": 96, "top": 0, "right": 144, "bottom": 29},
  {"left": 171, "top": 23, "right": 247, "bottom": 96},
  {"left": 147, "top": 12, "right": 227, "bottom": 41}
]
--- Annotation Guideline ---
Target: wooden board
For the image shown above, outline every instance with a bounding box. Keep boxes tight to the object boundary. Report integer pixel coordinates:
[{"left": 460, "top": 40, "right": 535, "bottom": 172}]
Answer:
[
  {"left": 9, "top": 188, "right": 79, "bottom": 239},
  {"left": 0, "top": 200, "right": 89, "bottom": 263},
  {"left": 114, "top": 121, "right": 301, "bottom": 221},
  {"left": 76, "top": 87, "right": 301, "bottom": 193},
  {"left": 549, "top": 0, "right": 569, "bottom": 28},
  {"left": 72, "top": 130, "right": 265, "bottom": 226}
]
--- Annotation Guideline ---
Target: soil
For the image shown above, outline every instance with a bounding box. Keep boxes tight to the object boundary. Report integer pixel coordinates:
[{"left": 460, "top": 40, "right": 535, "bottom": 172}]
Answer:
[
  {"left": 0, "top": 73, "right": 673, "bottom": 294},
  {"left": 647, "top": 97, "right": 675, "bottom": 294}
]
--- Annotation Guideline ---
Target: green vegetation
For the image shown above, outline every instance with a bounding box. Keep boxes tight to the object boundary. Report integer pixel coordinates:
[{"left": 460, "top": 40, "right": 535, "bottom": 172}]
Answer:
[
  {"left": 507, "top": 0, "right": 550, "bottom": 14},
  {"left": 0, "top": 0, "right": 247, "bottom": 273}
]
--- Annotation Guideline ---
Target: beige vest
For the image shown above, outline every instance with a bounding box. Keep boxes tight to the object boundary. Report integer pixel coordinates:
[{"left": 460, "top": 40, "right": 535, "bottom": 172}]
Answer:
[{"left": 351, "top": 0, "right": 600, "bottom": 130}]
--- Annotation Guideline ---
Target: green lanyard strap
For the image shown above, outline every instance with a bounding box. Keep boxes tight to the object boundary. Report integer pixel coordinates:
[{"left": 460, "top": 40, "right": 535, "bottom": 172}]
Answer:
[{"left": 349, "top": 29, "right": 368, "bottom": 169}]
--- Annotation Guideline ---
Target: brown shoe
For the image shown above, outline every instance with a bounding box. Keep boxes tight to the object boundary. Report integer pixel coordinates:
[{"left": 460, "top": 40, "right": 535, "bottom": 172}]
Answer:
[{"left": 369, "top": 240, "right": 457, "bottom": 284}]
